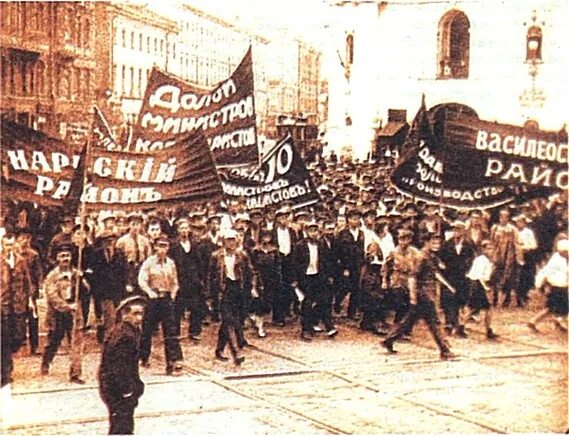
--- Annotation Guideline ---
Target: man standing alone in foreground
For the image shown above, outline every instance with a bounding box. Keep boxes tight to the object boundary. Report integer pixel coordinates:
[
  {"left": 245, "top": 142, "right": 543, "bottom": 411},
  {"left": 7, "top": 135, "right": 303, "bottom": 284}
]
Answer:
[{"left": 98, "top": 296, "right": 146, "bottom": 435}]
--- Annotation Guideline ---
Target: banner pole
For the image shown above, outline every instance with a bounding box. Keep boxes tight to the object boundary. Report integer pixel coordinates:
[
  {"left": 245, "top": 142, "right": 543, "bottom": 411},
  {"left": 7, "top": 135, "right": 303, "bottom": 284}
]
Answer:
[{"left": 69, "top": 135, "right": 91, "bottom": 381}]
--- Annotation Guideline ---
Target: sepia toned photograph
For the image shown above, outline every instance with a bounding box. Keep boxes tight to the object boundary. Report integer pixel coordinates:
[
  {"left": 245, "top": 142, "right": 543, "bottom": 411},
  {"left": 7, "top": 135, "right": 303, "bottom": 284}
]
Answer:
[{"left": 0, "top": 0, "right": 567, "bottom": 434}]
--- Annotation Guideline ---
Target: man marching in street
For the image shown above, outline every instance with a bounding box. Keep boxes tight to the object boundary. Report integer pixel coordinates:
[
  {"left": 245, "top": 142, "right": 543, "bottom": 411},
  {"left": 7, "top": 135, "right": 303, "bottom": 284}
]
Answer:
[
  {"left": 40, "top": 243, "right": 90, "bottom": 384},
  {"left": 334, "top": 209, "right": 366, "bottom": 320},
  {"left": 439, "top": 221, "right": 476, "bottom": 337},
  {"left": 381, "top": 233, "right": 456, "bottom": 360},
  {"left": 209, "top": 229, "right": 256, "bottom": 365},
  {"left": 99, "top": 295, "right": 146, "bottom": 435},
  {"left": 169, "top": 217, "right": 207, "bottom": 341},
  {"left": 271, "top": 207, "right": 300, "bottom": 327},
  {"left": 137, "top": 235, "right": 184, "bottom": 375},
  {"left": 293, "top": 219, "right": 338, "bottom": 341},
  {"left": 1, "top": 233, "right": 32, "bottom": 387}
]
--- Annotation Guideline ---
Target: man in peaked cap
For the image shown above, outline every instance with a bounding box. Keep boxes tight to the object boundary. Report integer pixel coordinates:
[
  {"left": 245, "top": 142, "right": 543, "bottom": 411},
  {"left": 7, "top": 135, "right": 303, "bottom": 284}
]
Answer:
[
  {"left": 98, "top": 295, "right": 146, "bottom": 435},
  {"left": 137, "top": 235, "right": 184, "bottom": 375},
  {"left": 334, "top": 209, "right": 366, "bottom": 319},
  {"left": 293, "top": 220, "right": 338, "bottom": 340},
  {"left": 439, "top": 220, "right": 476, "bottom": 337},
  {"left": 208, "top": 228, "right": 256, "bottom": 365}
]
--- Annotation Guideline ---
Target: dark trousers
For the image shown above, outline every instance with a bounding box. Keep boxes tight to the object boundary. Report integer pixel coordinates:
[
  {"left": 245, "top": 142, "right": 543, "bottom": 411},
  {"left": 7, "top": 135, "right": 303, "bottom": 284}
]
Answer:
[
  {"left": 300, "top": 274, "right": 333, "bottom": 332},
  {"left": 517, "top": 262, "right": 535, "bottom": 305},
  {"left": 27, "top": 310, "right": 39, "bottom": 353},
  {"left": 42, "top": 311, "right": 74, "bottom": 367},
  {"left": 273, "top": 255, "right": 294, "bottom": 323},
  {"left": 139, "top": 297, "right": 183, "bottom": 368},
  {"left": 175, "top": 291, "right": 206, "bottom": 337},
  {"left": 80, "top": 288, "right": 91, "bottom": 328},
  {"left": 384, "top": 296, "right": 449, "bottom": 353},
  {"left": 216, "top": 281, "right": 245, "bottom": 358},
  {"left": 108, "top": 403, "right": 135, "bottom": 435},
  {"left": 307, "top": 275, "right": 334, "bottom": 331},
  {"left": 335, "top": 271, "right": 361, "bottom": 317},
  {"left": 1, "top": 314, "right": 15, "bottom": 387}
]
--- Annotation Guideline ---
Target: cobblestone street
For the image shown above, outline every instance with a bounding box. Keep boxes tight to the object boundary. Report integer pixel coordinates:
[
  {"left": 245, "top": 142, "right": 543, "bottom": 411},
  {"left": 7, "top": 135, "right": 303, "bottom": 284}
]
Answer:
[{"left": 1, "top": 295, "right": 567, "bottom": 435}]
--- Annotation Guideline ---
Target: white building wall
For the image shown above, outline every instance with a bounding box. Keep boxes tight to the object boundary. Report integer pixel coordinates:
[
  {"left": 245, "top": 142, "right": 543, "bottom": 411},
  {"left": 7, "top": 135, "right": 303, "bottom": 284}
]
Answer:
[{"left": 327, "top": 0, "right": 568, "bottom": 160}]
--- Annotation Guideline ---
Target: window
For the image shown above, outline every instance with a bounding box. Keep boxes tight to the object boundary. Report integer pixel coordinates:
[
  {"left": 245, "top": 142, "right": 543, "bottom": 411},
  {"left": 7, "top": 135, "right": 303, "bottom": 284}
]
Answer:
[
  {"left": 526, "top": 26, "right": 542, "bottom": 62},
  {"left": 346, "top": 34, "right": 354, "bottom": 65},
  {"left": 437, "top": 10, "right": 470, "bottom": 79},
  {"left": 122, "top": 29, "right": 126, "bottom": 48},
  {"left": 146, "top": 36, "right": 150, "bottom": 53},
  {"left": 130, "top": 32, "right": 135, "bottom": 50},
  {"left": 139, "top": 34, "right": 143, "bottom": 51}
]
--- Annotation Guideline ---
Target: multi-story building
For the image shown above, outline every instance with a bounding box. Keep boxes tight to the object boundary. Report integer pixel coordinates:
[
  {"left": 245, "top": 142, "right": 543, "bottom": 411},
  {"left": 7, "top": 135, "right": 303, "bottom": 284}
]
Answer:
[
  {"left": 94, "top": 2, "right": 178, "bottom": 125},
  {"left": 0, "top": 1, "right": 96, "bottom": 147},
  {"left": 326, "top": 0, "right": 568, "bottom": 160}
]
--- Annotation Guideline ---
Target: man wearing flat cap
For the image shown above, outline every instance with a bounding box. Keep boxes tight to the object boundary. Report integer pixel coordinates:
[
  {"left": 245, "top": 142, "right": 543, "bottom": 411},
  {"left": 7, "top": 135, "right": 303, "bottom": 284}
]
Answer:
[
  {"left": 47, "top": 215, "right": 75, "bottom": 267},
  {"left": 439, "top": 221, "right": 476, "bottom": 337},
  {"left": 40, "top": 243, "right": 90, "bottom": 384},
  {"left": 88, "top": 231, "right": 128, "bottom": 344},
  {"left": 137, "top": 236, "right": 184, "bottom": 375},
  {"left": 208, "top": 229, "right": 256, "bottom": 365},
  {"left": 334, "top": 209, "right": 366, "bottom": 319},
  {"left": 293, "top": 220, "right": 338, "bottom": 340},
  {"left": 98, "top": 295, "right": 146, "bottom": 434},
  {"left": 116, "top": 212, "right": 152, "bottom": 295},
  {"left": 271, "top": 207, "right": 300, "bottom": 326}
]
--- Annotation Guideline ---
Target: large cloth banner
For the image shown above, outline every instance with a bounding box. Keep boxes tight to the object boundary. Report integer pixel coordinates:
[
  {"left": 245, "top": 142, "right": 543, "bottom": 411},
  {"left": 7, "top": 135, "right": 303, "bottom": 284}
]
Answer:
[
  {"left": 391, "top": 103, "right": 517, "bottom": 209},
  {"left": 132, "top": 47, "right": 259, "bottom": 168},
  {"left": 220, "top": 134, "right": 319, "bottom": 209},
  {"left": 1, "top": 120, "right": 223, "bottom": 210},
  {"left": 442, "top": 111, "right": 568, "bottom": 191}
]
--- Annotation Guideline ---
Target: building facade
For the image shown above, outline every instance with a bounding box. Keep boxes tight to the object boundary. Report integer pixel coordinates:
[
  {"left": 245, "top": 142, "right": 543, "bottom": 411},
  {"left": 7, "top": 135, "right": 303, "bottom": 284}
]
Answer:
[
  {"left": 326, "top": 0, "right": 568, "bottom": 160},
  {"left": 0, "top": 1, "right": 97, "bottom": 147}
]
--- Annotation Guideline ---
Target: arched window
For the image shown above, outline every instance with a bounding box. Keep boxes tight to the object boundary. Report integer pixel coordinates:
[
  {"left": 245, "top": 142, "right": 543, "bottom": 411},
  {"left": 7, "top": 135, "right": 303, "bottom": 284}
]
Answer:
[
  {"left": 526, "top": 26, "right": 542, "bottom": 62},
  {"left": 437, "top": 10, "right": 470, "bottom": 79}
]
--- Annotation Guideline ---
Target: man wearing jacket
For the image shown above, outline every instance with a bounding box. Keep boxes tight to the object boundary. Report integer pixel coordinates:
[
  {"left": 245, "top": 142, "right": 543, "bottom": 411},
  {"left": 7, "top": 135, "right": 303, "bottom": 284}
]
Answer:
[
  {"left": 293, "top": 220, "right": 338, "bottom": 341},
  {"left": 99, "top": 295, "right": 146, "bottom": 435}
]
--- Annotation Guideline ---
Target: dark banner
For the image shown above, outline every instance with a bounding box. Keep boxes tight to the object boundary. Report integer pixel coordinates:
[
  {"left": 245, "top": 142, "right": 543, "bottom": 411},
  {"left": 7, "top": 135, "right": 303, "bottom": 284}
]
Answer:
[
  {"left": 442, "top": 111, "right": 567, "bottom": 191},
  {"left": 219, "top": 134, "right": 319, "bottom": 209},
  {"left": 132, "top": 47, "right": 259, "bottom": 168},
  {"left": 1, "top": 120, "right": 223, "bottom": 210},
  {"left": 390, "top": 103, "right": 519, "bottom": 210}
]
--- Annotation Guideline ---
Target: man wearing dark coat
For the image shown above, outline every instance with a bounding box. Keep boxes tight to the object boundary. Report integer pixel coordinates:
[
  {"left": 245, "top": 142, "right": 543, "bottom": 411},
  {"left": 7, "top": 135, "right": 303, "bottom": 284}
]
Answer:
[
  {"left": 293, "top": 220, "right": 338, "bottom": 340},
  {"left": 98, "top": 295, "right": 146, "bottom": 435},
  {"left": 169, "top": 218, "right": 207, "bottom": 340},
  {"left": 334, "top": 209, "right": 366, "bottom": 319},
  {"left": 87, "top": 232, "right": 128, "bottom": 344}
]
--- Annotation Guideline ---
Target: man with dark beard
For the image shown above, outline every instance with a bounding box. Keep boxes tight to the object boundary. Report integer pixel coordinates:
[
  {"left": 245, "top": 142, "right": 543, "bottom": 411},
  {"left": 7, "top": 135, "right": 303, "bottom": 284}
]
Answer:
[{"left": 99, "top": 295, "right": 146, "bottom": 435}]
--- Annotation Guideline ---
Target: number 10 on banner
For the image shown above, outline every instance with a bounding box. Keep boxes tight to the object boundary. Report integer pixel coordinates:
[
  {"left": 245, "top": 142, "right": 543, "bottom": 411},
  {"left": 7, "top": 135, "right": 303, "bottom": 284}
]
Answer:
[{"left": 263, "top": 142, "right": 293, "bottom": 184}]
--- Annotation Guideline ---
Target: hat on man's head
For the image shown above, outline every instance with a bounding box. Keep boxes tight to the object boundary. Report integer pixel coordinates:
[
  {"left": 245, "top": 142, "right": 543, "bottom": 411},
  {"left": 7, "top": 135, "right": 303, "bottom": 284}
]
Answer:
[
  {"left": 116, "top": 295, "right": 147, "bottom": 316},
  {"left": 397, "top": 228, "right": 413, "bottom": 238},
  {"left": 275, "top": 206, "right": 292, "bottom": 217},
  {"left": 97, "top": 230, "right": 117, "bottom": 245},
  {"left": 127, "top": 212, "right": 144, "bottom": 223},
  {"left": 305, "top": 219, "right": 319, "bottom": 229},
  {"left": 556, "top": 239, "right": 569, "bottom": 252},
  {"left": 55, "top": 243, "right": 73, "bottom": 255},
  {"left": 175, "top": 217, "right": 190, "bottom": 228},
  {"left": 451, "top": 220, "right": 466, "bottom": 228},
  {"left": 222, "top": 228, "right": 239, "bottom": 240},
  {"left": 99, "top": 211, "right": 116, "bottom": 223},
  {"left": 235, "top": 213, "right": 250, "bottom": 222},
  {"left": 155, "top": 235, "right": 171, "bottom": 247},
  {"left": 512, "top": 214, "right": 530, "bottom": 223},
  {"left": 347, "top": 209, "right": 362, "bottom": 218},
  {"left": 60, "top": 215, "right": 74, "bottom": 225}
]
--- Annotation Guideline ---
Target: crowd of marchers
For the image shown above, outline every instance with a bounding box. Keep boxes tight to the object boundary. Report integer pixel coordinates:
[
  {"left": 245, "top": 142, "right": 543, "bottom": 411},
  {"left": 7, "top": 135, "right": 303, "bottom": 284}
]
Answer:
[{"left": 1, "top": 155, "right": 568, "bottom": 389}]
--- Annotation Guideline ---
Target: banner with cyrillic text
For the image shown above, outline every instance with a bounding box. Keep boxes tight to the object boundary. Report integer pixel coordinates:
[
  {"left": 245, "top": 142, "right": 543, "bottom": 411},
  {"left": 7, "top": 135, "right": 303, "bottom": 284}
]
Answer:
[
  {"left": 219, "top": 134, "right": 319, "bottom": 209},
  {"left": 1, "top": 120, "right": 223, "bottom": 210},
  {"left": 132, "top": 47, "right": 259, "bottom": 168}
]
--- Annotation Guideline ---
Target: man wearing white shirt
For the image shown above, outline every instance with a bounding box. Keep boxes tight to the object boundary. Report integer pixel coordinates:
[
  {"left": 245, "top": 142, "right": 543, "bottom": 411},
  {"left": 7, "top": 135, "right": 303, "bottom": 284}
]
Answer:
[
  {"left": 293, "top": 221, "right": 337, "bottom": 341},
  {"left": 271, "top": 208, "right": 300, "bottom": 326},
  {"left": 513, "top": 214, "right": 538, "bottom": 307},
  {"left": 528, "top": 238, "right": 568, "bottom": 333}
]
